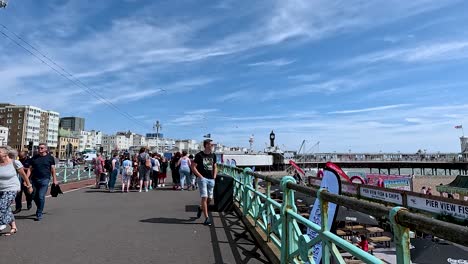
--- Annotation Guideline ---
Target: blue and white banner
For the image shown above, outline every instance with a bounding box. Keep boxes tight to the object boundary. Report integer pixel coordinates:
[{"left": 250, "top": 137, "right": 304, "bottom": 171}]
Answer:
[{"left": 307, "top": 168, "right": 341, "bottom": 263}]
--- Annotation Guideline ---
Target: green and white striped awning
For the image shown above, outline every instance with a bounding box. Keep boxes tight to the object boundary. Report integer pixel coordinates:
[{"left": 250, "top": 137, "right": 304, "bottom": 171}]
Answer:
[{"left": 436, "top": 175, "right": 468, "bottom": 195}]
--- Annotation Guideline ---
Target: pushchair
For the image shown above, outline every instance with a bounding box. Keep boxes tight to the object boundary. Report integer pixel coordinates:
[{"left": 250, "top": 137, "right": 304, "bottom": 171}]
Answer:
[{"left": 97, "top": 172, "right": 108, "bottom": 189}]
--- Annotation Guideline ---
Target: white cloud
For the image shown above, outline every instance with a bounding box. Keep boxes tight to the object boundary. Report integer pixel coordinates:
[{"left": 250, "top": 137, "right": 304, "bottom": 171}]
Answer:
[
  {"left": 188, "top": 109, "right": 219, "bottom": 115},
  {"left": 349, "top": 41, "right": 468, "bottom": 65},
  {"left": 214, "top": 90, "right": 250, "bottom": 102},
  {"left": 329, "top": 104, "right": 411, "bottom": 114},
  {"left": 248, "top": 59, "right": 295, "bottom": 67}
]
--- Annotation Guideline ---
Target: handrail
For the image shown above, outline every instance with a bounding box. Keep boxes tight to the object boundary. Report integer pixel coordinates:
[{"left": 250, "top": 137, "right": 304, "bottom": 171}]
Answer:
[{"left": 220, "top": 164, "right": 468, "bottom": 264}]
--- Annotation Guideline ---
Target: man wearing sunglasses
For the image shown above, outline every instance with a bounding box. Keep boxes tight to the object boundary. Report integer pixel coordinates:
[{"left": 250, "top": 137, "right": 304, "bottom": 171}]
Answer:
[{"left": 30, "top": 143, "right": 58, "bottom": 221}]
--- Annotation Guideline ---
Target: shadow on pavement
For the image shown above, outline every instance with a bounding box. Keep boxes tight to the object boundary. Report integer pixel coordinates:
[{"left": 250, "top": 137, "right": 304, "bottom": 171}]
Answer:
[
  {"left": 140, "top": 216, "right": 199, "bottom": 225},
  {"left": 14, "top": 214, "right": 37, "bottom": 221},
  {"left": 209, "top": 211, "right": 270, "bottom": 264}
]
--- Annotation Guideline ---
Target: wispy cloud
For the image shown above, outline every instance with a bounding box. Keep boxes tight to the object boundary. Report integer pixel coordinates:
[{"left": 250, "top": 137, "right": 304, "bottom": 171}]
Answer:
[
  {"left": 188, "top": 109, "right": 219, "bottom": 115},
  {"left": 214, "top": 90, "right": 250, "bottom": 102},
  {"left": 248, "top": 59, "right": 295, "bottom": 67},
  {"left": 349, "top": 40, "right": 468, "bottom": 65},
  {"left": 329, "top": 104, "right": 411, "bottom": 114}
]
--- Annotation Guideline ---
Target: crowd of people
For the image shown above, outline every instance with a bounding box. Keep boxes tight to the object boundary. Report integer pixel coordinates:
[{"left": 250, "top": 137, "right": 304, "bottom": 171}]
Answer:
[
  {"left": 91, "top": 149, "right": 202, "bottom": 193},
  {"left": 0, "top": 143, "right": 57, "bottom": 236},
  {"left": 0, "top": 138, "right": 219, "bottom": 237},
  {"left": 90, "top": 139, "right": 218, "bottom": 225}
]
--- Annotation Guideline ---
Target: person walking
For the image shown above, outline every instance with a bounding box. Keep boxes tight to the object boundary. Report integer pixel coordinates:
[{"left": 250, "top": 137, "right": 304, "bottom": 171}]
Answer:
[
  {"left": 192, "top": 139, "right": 217, "bottom": 226},
  {"left": 13, "top": 151, "right": 33, "bottom": 214},
  {"left": 0, "top": 146, "right": 33, "bottom": 235},
  {"left": 151, "top": 153, "right": 160, "bottom": 189},
  {"left": 158, "top": 156, "right": 168, "bottom": 187},
  {"left": 121, "top": 155, "right": 132, "bottom": 193},
  {"left": 177, "top": 151, "right": 191, "bottom": 191},
  {"left": 131, "top": 154, "right": 139, "bottom": 190},
  {"left": 108, "top": 153, "right": 120, "bottom": 192},
  {"left": 188, "top": 154, "right": 196, "bottom": 190},
  {"left": 170, "top": 152, "right": 181, "bottom": 190},
  {"left": 29, "top": 143, "right": 58, "bottom": 221},
  {"left": 93, "top": 153, "right": 105, "bottom": 188},
  {"left": 138, "top": 147, "right": 151, "bottom": 192}
]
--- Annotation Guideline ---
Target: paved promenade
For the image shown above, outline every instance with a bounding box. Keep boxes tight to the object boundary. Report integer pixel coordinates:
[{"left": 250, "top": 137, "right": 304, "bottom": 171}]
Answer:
[{"left": 0, "top": 182, "right": 268, "bottom": 264}]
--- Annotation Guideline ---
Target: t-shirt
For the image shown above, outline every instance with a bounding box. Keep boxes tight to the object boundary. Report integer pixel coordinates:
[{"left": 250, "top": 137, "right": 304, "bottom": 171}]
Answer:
[
  {"left": 139, "top": 153, "right": 150, "bottom": 166},
  {"left": 31, "top": 154, "right": 55, "bottom": 180},
  {"left": 194, "top": 151, "right": 217, "bottom": 179},
  {"left": 0, "top": 161, "right": 22, "bottom": 192},
  {"left": 152, "top": 158, "right": 160, "bottom": 172}
]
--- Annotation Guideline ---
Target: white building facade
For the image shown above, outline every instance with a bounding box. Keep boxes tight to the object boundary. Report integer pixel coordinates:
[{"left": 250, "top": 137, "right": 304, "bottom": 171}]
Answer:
[
  {"left": 174, "top": 139, "right": 199, "bottom": 153},
  {"left": 45, "top": 110, "right": 59, "bottom": 148},
  {"left": 0, "top": 126, "right": 8, "bottom": 146}
]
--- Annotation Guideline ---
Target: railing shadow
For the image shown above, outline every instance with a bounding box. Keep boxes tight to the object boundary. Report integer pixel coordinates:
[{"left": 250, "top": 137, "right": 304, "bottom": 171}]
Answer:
[
  {"left": 213, "top": 210, "right": 270, "bottom": 264},
  {"left": 139, "top": 204, "right": 268, "bottom": 264}
]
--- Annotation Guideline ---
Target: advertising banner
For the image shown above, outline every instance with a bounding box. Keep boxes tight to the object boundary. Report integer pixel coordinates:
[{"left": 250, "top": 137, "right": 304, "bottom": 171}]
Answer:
[
  {"left": 360, "top": 187, "right": 403, "bottom": 205},
  {"left": 406, "top": 195, "right": 468, "bottom": 220},
  {"left": 307, "top": 167, "right": 341, "bottom": 263}
]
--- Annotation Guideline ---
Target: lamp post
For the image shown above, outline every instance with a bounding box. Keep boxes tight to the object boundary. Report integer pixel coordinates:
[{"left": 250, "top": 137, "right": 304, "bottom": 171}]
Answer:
[
  {"left": 0, "top": 1, "right": 7, "bottom": 8},
  {"left": 153, "top": 121, "right": 162, "bottom": 153}
]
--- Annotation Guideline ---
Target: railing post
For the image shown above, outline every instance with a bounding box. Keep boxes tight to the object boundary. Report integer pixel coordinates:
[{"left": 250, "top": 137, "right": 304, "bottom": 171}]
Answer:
[
  {"left": 242, "top": 168, "right": 253, "bottom": 213},
  {"left": 280, "top": 176, "right": 297, "bottom": 264},
  {"left": 88, "top": 165, "right": 91, "bottom": 179},
  {"left": 390, "top": 207, "right": 411, "bottom": 264},
  {"left": 63, "top": 167, "right": 68, "bottom": 183},
  {"left": 266, "top": 181, "right": 272, "bottom": 242},
  {"left": 253, "top": 177, "right": 260, "bottom": 225},
  {"left": 319, "top": 188, "right": 331, "bottom": 264},
  {"left": 77, "top": 166, "right": 81, "bottom": 181}
]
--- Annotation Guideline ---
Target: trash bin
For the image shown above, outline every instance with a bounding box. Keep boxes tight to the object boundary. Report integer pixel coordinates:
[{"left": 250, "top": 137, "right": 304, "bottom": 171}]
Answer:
[{"left": 213, "top": 174, "right": 234, "bottom": 212}]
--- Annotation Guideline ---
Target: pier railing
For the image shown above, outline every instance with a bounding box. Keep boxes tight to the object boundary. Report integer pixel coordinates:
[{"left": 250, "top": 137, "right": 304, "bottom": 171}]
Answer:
[
  {"left": 55, "top": 165, "right": 94, "bottom": 183},
  {"left": 219, "top": 164, "right": 468, "bottom": 264}
]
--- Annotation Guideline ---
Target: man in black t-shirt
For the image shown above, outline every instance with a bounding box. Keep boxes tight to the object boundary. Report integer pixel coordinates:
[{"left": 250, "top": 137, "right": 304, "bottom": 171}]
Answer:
[
  {"left": 30, "top": 143, "right": 58, "bottom": 221},
  {"left": 13, "top": 151, "right": 33, "bottom": 214},
  {"left": 192, "top": 139, "right": 217, "bottom": 226}
]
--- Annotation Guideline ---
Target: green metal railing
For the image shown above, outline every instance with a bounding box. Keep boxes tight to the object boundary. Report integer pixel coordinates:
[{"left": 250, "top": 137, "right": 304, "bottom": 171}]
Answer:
[
  {"left": 220, "top": 164, "right": 468, "bottom": 264},
  {"left": 55, "top": 165, "right": 93, "bottom": 183}
]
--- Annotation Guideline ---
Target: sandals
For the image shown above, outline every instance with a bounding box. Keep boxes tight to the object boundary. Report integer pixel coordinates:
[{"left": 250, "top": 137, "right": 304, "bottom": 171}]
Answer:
[{"left": 4, "top": 227, "right": 17, "bottom": 236}]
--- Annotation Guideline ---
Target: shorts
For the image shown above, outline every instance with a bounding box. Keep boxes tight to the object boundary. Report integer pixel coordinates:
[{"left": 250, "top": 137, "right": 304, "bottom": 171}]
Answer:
[
  {"left": 122, "top": 173, "right": 132, "bottom": 182},
  {"left": 139, "top": 166, "right": 150, "bottom": 181},
  {"left": 197, "top": 177, "right": 215, "bottom": 199},
  {"left": 158, "top": 172, "right": 167, "bottom": 179}
]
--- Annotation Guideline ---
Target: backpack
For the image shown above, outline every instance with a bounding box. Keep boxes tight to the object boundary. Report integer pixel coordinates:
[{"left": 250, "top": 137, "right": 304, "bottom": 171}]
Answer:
[
  {"left": 151, "top": 158, "right": 155, "bottom": 167},
  {"left": 124, "top": 165, "right": 133, "bottom": 175}
]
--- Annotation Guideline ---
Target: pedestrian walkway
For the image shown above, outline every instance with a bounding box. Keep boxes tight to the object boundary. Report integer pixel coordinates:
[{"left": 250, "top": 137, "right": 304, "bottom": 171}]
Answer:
[{"left": 0, "top": 183, "right": 269, "bottom": 264}]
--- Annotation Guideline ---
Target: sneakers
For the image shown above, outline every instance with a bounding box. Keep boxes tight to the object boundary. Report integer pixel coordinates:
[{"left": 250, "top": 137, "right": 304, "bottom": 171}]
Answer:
[
  {"left": 0, "top": 225, "right": 6, "bottom": 231},
  {"left": 13, "top": 208, "right": 21, "bottom": 214},
  {"left": 196, "top": 206, "right": 202, "bottom": 219},
  {"left": 162, "top": 184, "right": 165, "bottom": 187},
  {"left": 139, "top": 189, "right": 142, "bottom": 193},
  {"left": 145, "top": 188, "right": 148, "bottom": 192},
  {"left": 27, "top": 203, "right": 32, "bottom": 210},
  {"left": 203, "top": 218, "right": 212, "bottom": 226},
  {"left": 149, "top": 186, "right": 153, "bottom": 190},
  {"left": 157, "top": 184, "right": 162, "bottom": 187}
]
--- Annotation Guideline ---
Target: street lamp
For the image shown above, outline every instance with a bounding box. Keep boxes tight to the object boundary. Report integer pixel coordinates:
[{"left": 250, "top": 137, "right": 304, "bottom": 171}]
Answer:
[
  {"left": 0, "top": 1, "right": 7, "bottom": 8},
  {"left": 153, "top": 120, "right": 162, "bottom": 153}
]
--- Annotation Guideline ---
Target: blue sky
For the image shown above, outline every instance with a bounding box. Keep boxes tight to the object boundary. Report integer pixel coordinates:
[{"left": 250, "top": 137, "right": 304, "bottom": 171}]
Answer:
[{"left": 1, "top": 0, "right": 468, "bottom": 153}]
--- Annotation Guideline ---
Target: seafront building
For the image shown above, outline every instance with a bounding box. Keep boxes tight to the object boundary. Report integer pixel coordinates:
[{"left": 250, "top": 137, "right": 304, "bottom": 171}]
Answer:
[
  {"left": 78, "top": 130, "right": 102, "bottom": 152},
  {"left": 0, "top": 103, "right": 59, "bottom": 151},
  {"left": 59, "top": 116, "right": 85, "bottom": 132},
  {"left": 57, "top": 128, "right": 80, "bottom": 159},
  {"left": 0, "top": 125, "right": 8, "bottom": 146}
]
